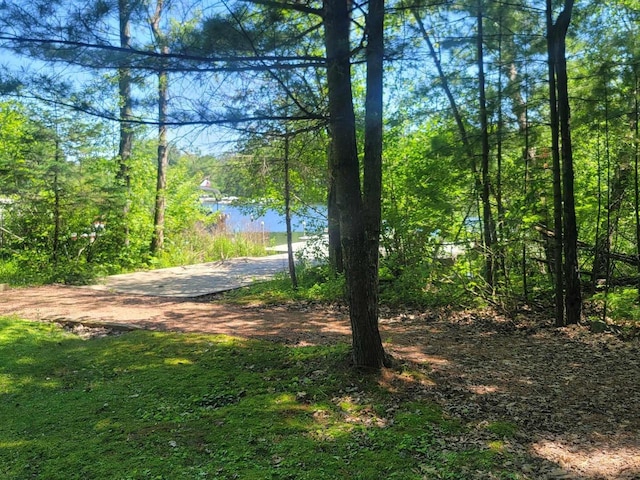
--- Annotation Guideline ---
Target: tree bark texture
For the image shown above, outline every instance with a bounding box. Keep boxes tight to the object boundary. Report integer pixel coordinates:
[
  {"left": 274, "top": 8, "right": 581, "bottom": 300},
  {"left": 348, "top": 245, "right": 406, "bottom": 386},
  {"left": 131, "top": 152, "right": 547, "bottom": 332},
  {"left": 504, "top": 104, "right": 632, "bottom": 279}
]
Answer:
[
  {"left": 327, "top": 136, "right": 343, "bottom": 274},
  {"left": 323, "top": 0, "right": 386, "bottom": 369},
  {"left": 117, "top": 0, "right": 133, "bottom": 187},
  {"left": 284, "top": 134, "right": 298, "bottom": 288},
  {"left": 118, "top": 0, "right": 133, "bottom": 247},
  {"left": 554, "top": 0, "right": 581, "bottom": 325},
  {"left": 150, "top": 64, "right": 169, "bottom": 254},
  {"left": 634, "top": 70, "right": 640, "bottom": 299},
  {"left": 52, "top": 138, "right": 61, "bottom": 263},
  {"left": 150, "top": 0, "right": 169, "bottom": 255},
  {"left": 476, "top": 2, "right": 496, "bottom": 290},
  {"left": 546, "top": 0, "right": 565, "bottom": 326}
]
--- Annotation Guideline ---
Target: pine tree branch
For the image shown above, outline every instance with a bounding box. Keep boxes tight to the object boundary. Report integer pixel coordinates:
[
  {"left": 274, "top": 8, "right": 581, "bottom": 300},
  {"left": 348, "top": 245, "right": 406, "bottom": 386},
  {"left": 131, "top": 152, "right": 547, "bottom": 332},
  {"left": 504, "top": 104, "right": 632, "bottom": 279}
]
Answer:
[
  {"left": 241, "top": 0, "right": 323, "bottom": 17},
  {"left": 0, "top": 34, "right": 325, "bottom": 69}
]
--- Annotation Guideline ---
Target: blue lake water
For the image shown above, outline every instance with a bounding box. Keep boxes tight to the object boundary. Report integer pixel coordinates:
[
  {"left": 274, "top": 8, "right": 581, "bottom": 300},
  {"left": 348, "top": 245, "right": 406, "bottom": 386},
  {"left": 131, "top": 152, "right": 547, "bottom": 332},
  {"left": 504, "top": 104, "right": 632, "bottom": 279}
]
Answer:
[{"left": 203, "top": 202, "right": 327, "bottom": 233}]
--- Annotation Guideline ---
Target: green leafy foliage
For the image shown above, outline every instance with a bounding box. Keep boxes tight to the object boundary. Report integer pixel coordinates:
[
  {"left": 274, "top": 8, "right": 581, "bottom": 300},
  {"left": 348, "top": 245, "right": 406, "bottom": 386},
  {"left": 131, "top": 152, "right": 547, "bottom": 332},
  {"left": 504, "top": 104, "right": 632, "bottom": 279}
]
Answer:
[
  {"left": 382, "top": 120, "right": 469, "bottom": 270},
  {"left": 378, "top": 259, "right": 479, "bottom": 309},
  {"left": 219, "top": 264, "right": 346, "bottom": 305},
  {"left": 592, "top": 288, "right": 640, "bottom": 322},
  {"left": 0, "top": 101, "right": 271, "bottom": 284},
  {"left": 0, "top": 101, "right": 39, "bottom": 193},
  {"left": 3, "top": 0, "right": 640, "bottom": 314}
]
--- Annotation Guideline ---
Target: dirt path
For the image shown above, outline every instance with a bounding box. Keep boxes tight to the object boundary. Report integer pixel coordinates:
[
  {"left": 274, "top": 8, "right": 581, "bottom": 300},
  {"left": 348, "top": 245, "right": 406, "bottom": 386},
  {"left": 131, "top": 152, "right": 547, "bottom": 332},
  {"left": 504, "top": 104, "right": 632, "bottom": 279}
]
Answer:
[
  {"left": 2, "top": 285, "right": 639, "bottom": 479},
  {"left": 0, "top": 286, "right": 352, "bottom": 342}
]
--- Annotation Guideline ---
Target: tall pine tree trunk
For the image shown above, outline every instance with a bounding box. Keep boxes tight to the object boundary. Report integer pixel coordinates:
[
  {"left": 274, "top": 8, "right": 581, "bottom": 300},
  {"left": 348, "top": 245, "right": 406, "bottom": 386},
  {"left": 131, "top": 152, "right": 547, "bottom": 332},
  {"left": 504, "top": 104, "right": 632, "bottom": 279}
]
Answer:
[
  {"left": 361, "top": 0, "right": 385, "bottom": 364},
  {"left": 323, "top": 0, "right": 386, "bottom": 369},
  {"left": 554, "top": 0, "right": 581, "bottom": 325},
  {"left": 522, "top": 112, "right": 530, "bottom": 301},
  {"left": 634, "top": 69, "right": 640, "bottom": 300},
  {"left": 327, "top": 136, "right": 343, "bottom": 274},
  {"left": 284, "top": 134, "right": 298, "bottom": 288},
  {"left": 496, "top": 12, "right": 506, "bottom": 282},
  {"left": 150, "top": 64, "right": 169, "bottom": 254},
  {"left": 118, "top": 0, "right": 133, "bottom": 246},
  {"left": 477, "top": 2, "right": 496, "bottom": 290},
  {"left": 547, "top": 0, "right": 565, "bottom": 326}
]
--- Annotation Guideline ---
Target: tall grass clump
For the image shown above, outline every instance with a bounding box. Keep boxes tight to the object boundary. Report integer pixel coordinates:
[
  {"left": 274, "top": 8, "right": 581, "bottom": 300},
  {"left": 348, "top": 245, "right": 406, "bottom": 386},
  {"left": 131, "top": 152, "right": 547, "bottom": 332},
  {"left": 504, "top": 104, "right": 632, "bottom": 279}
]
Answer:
[{"left": 154, "top": 219, "right": 267, "bottom": 268}]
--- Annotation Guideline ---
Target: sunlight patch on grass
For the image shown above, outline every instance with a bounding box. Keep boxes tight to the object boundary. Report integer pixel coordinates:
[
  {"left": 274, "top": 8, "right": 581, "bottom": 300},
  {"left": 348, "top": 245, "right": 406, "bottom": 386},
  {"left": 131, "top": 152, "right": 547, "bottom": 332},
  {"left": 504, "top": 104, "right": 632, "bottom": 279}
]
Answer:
[
  {"left": 15, "top": 356, "right": 37, "bottom": 365},
  {"left": 488, "top": 440, "right": 507, "bottom": 452},
  {"left": 0, "top": 440, "right": 29, "bottom": 449},
  {"left": 0, "top": 316, "right": 525, "bottom": 480},
  {"left": 163, "top": 357, "right": 194, "bottom": 366}
]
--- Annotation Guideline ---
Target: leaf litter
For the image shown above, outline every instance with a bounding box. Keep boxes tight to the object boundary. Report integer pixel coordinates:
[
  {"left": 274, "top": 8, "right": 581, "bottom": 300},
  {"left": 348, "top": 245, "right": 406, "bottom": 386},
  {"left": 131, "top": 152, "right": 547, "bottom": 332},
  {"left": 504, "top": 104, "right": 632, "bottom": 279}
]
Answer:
[{"left": 380, "top": 307, "right": 640, "bottom": 479}]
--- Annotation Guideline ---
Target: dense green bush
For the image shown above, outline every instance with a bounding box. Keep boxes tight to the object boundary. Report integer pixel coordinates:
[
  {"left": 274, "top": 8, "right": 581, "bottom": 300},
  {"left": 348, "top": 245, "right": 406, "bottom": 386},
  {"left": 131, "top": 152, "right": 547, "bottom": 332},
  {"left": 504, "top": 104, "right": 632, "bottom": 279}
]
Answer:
[{"left": 592, "top": 288, "right": 640, "bottom": 322}]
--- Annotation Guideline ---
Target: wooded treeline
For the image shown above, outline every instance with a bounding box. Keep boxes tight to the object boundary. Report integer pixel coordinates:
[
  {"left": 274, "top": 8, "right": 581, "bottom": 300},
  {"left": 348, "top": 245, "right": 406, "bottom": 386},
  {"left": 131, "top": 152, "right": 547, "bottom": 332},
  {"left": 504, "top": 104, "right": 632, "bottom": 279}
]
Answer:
[{"left": 1, "top": 0, "right": 639, "bottom": 367}]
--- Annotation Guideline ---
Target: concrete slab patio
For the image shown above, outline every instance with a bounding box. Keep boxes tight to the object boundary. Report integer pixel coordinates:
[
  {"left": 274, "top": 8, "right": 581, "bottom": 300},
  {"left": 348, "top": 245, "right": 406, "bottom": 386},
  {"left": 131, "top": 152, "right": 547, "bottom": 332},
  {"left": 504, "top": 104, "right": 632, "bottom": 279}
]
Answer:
[{"left": 85, "top": 237, "right": 329, "bottom": 298}]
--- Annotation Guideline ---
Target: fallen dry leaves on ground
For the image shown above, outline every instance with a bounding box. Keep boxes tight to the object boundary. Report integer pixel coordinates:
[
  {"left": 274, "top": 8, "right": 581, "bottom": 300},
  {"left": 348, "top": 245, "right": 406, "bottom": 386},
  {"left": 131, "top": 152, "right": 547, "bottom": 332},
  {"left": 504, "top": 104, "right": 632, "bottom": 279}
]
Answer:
[
  {"left": 1, "top": 286, "right": 639, "bottom": 479},
  {"left": 379, "top": 307, "right": 640, "bottom": 479}
]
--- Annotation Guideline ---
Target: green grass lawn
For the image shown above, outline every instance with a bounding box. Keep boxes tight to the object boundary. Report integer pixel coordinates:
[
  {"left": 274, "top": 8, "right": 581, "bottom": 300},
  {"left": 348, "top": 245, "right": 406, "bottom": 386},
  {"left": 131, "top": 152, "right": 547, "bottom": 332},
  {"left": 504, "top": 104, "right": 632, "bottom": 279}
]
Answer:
[{"left": 0, "top": 317, "right": 520, "bottom": 479}]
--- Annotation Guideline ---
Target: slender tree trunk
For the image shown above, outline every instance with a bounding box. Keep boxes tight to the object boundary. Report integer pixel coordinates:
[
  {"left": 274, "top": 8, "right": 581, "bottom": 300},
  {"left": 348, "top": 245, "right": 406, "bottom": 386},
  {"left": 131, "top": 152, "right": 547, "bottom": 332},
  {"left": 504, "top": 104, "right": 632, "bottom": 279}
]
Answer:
[
  {"left": 363, "top": 0, "right": 384, "bottom": 309},
  {"left": 634, "top": 69, "right": 640, "bottom": 300},
  {"left": 150, "top": 64, "right": 169, "bottom": 254},
  {"left": 547, "top": 0, "right": 565, "bottom": 326},
  {"left": 476, "top": 2, "right": 495, "bottom": 290},
  {"left": 412, "top": 10, "right": 472, "bottom": 157},
  {"left": 118, "top": 0, "right": 133, "bottom": 247},
  {"left": 522, "top": 71, "right": 531, "bottom": 300},
  {"left": 602, "top": 99, "right": 612, "bottom": 322},
  {"left": 554, "top": 0, "right": 581, "bottom": 325},
  {"left": 496, "top": 14, "right": 506, "bottom": 282},
  {"left": 323, "top": 0, "right": 386, "bottom": 369},
  {"left": 364, "top": 0, "right": 384, "bottom": 250},
  {"left": 150, "top": 0, "right": 169, "bottom": 255},
  {"left": 52, "top": 137, "right": 61, "bottom": 263},
  {"left": 327, "top": 136, "right": 343, "bottom": 274},
  {"left": 522, "top": 127, "right": 530, "bottom": 301},
  {"left": 591, "top": 81, "right": 629, "bottom": 289},
  {"left": 412, "top": 9, "right": 480, "bottom": 198},
  {"left": 284, "top": 134, "right": 298, "bottom": 288},
  {"left": 593, "top": 128, "right": 603, "bottom": 291},
  {"left": 505, "top": 58, "right": 533, "bottom": 299}
]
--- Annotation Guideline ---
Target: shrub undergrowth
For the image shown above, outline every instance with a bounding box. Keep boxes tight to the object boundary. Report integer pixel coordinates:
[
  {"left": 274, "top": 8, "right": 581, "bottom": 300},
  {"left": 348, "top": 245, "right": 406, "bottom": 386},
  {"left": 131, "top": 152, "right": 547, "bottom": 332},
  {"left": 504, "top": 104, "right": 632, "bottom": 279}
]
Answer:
[
  {"left": 0, "top": 223, "right": 267, "bottom": 286},
  {"left": 591, "top": 287, "right": 640, "bottom": 323}
]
